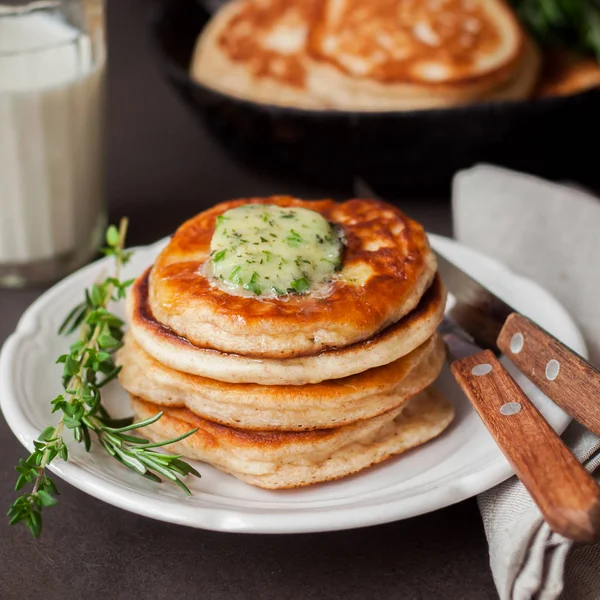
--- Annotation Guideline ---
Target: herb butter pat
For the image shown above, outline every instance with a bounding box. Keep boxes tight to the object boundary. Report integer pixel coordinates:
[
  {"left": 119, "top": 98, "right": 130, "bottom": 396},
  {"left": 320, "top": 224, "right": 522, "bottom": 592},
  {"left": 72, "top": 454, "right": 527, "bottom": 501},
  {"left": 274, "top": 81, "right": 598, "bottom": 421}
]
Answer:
[{"left": 208, "top": 204, "right": 343, "bottom": 297}]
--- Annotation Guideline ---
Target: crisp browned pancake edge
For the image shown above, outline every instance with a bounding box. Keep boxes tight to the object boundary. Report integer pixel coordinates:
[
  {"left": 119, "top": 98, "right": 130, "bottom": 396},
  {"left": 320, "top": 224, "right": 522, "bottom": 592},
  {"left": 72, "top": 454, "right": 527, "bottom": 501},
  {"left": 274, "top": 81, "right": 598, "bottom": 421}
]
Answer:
[{"left": 132, "top": 268, "right": 445, "bottom": 360}]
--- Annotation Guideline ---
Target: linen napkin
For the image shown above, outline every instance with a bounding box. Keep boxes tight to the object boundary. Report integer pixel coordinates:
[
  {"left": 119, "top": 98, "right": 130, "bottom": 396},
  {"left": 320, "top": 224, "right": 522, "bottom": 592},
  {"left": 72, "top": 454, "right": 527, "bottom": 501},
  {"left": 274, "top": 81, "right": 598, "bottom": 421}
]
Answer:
[{"left": 453, "top": 164, "right": 600, "bottom": 600}]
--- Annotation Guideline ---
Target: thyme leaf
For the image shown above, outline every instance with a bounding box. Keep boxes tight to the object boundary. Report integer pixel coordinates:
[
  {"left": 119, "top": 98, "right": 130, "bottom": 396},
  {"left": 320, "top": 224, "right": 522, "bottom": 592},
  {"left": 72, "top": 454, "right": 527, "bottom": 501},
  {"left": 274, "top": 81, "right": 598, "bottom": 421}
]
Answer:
[{"left": 8, "top": 219, "right": 200, "bottom": 538}]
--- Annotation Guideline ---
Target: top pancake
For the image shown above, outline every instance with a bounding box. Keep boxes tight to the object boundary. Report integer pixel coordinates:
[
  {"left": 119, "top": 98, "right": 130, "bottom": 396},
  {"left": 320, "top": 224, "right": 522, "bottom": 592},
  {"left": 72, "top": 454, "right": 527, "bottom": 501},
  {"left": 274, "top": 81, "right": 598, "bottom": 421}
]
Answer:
[
  {"left": 190, "top": 0, "right": 538, "bottom": 111},
  {"left": 149, "top": 196, "right": 437, "bottom": 358}
]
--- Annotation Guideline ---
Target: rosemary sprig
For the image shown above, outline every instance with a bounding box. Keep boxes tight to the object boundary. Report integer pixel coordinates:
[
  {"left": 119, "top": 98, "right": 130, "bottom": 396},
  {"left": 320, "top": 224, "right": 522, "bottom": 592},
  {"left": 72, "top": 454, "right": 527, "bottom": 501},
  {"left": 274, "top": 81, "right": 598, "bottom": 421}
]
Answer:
[
  {"left": 511, "top": 0, "right": 600, "bottom": 58},
  {"left": 8, "top": 219, "right": 200, "bottom": 538}
]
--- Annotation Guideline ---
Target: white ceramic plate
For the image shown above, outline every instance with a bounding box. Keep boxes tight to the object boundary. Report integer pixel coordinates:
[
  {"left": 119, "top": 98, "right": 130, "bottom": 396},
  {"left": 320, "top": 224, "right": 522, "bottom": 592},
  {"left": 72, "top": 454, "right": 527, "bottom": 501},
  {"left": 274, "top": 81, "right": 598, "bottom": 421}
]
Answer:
[{"left": 0, "top": 235, "right": 586, "bottom": 534}]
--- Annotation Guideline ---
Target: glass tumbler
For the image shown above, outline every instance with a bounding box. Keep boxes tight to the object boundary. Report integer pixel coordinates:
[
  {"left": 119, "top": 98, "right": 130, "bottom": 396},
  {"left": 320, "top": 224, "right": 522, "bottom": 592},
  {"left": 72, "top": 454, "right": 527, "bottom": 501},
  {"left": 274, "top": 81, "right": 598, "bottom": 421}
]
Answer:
[{"left": 0, "top": 0, "right": 106, "bottom": 287}]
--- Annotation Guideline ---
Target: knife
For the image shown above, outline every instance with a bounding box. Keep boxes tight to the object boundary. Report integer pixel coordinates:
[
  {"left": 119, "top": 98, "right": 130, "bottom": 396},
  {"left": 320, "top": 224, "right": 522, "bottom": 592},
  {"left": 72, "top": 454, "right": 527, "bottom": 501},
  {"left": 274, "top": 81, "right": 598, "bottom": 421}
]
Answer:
[
  {"left": 435, "top": 250, "right": 600, "bottom": 437},
  {"left": 352, "top": 177, "right": 600, "bottom": 434},
  {"left": 352, "top": 178, "right": 600, "bottom": 539},
  {"left": 442, "top": 316, "right": 600, "bottom": 542}
]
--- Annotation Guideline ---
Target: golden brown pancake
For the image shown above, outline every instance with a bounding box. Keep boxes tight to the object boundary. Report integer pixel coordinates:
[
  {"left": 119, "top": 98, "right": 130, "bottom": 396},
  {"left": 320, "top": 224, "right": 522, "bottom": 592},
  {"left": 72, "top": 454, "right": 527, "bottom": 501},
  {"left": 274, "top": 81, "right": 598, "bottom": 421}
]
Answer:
[
  {"left": 130, "top": 387, "right": 454, "bottom": 489},
  {"left": 148, "top": 196, "right": 437, "bottom": 358},
  {"left": 311, "top": 0, "right": 518, "bottom": 84},
  {"left": 123, "top": 192, "right": 452, "bottom": 489},
  {"left": 128, "top": 269, "right": 446, "bottom": 385},
  {"left": 537, "top": 49, "right": 600, "bottom": 98},
  {"left": 190, "top": 0, "right": 540, "bottom": 110},
  {"left": 117, "top": 332, "right": 445, "bottom": 430}
]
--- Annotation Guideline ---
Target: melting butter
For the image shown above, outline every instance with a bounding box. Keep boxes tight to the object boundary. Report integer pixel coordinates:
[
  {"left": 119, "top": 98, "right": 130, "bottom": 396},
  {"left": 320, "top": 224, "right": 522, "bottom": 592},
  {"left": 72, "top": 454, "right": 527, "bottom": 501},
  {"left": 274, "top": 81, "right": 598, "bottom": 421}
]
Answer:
[{"left": 207, "top": 204, "right": 343, "bottom": 297}]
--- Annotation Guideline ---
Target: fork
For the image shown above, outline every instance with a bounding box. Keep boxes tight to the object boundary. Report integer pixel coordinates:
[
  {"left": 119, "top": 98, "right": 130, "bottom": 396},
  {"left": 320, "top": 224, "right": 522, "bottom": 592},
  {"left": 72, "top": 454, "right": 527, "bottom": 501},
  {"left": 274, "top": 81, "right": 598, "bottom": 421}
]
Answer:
[
  {"left": 442, "top": 316, "right": 600, "bottom": 542},
  {"left": 352, "top": 177, "right": 600, "bottom": 541}
]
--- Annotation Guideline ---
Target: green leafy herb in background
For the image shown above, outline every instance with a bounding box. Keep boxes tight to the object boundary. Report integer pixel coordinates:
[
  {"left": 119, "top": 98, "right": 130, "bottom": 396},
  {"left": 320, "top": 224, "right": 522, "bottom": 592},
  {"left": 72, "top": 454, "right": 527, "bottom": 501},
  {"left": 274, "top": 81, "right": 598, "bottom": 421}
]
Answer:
[
  {"left": 8, "top": 219, "right": 200, "bottom": 538},
  {"left": 512, "top": 0, "right": 600, "bottom": 58}
]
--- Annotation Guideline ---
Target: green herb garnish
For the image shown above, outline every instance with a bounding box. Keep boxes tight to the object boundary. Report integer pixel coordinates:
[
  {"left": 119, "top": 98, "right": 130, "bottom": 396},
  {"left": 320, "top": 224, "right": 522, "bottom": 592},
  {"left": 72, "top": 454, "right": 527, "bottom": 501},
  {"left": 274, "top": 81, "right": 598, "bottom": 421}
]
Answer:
[
  {"left": 244, "top": 272, "right": 262, "bottom": 296},
  {"left": 321, "top": 257, "right": 340, "bottom": 269},
  {"left": 229, "top": 265, "right": 242, "bottom": 284},
  {"left": 289, "top": 277, "right": 311, "bottom": 294},
  {"left": 286, "top": 229, "right": 304, "bottom": 247},
  {"left": 8, "top": 220, "right": 200, "bottom": 539},
  {"left": 511, "top": 0, "right": 600, "bottom": 58},
  {"left": 209, "top": 205, "right": 343, "bottom": 298}
]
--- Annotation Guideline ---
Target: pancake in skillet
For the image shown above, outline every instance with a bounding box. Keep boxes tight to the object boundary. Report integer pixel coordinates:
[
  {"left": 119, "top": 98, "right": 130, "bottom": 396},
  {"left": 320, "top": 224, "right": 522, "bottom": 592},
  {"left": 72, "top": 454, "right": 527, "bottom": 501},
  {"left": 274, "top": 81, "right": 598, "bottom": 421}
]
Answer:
[
  {"left": 537, "top": 49, "right": 600, "bottom": 98},
  {"left": 148, "top": 196, "right": 437, "bottom": 358},
  {"left": 130, "top": 387, "right": 454, "bottom": 489},
  {"left": 118, "top": 332, "right": 445, "bottom": 430},
  {"left": 190, "top": 0, "right": 540, "bottom": 111}
]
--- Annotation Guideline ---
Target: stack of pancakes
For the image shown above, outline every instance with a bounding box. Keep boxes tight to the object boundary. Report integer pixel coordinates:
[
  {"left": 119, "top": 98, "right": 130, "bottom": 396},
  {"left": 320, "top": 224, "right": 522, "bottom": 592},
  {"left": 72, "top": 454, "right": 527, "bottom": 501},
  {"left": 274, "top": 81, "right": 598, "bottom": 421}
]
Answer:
[
  {"left": 118, "top": 197, "right": 454, "bottom": 489},
  {"left": 190, "top": 0, "right": 541, "bottom": 111}
]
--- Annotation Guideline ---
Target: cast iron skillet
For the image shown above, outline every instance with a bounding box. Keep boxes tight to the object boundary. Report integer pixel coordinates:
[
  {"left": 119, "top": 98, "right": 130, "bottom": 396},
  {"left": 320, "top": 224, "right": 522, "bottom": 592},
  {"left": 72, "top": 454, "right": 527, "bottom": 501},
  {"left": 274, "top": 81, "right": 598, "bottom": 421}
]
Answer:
[{"left": 149, "top": 0, "right": 600, "bottom": 197}]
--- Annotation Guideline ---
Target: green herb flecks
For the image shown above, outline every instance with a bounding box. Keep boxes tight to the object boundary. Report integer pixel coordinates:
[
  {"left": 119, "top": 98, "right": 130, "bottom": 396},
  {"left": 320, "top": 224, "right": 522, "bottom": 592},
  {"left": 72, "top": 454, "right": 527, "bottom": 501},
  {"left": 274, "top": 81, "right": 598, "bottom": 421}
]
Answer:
[
  {"left": 229, "top": 265, "right": 242, "bottom": 284},
  {"left": 244, "top": 272, "right": 262, "bottom": 296},
  {"left": 209, "top": 204, "right": 343, "bottom": 298},
  {"left": 289, "top": 277, "right": 311, "bottom": 294},
  {"left": 286, "top": 229, "right": 304, "bottom": 247}
]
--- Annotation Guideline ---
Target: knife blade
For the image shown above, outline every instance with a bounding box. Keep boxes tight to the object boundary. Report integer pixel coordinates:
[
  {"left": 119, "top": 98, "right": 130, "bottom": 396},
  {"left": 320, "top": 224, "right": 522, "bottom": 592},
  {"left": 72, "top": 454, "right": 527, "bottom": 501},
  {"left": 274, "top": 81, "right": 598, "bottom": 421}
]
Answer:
[
  {"left": 434, "top": 251, "right": 513, "bottom": 351},
  {"left": 435, "top": 248, "right": 600, "bottom": 437}
]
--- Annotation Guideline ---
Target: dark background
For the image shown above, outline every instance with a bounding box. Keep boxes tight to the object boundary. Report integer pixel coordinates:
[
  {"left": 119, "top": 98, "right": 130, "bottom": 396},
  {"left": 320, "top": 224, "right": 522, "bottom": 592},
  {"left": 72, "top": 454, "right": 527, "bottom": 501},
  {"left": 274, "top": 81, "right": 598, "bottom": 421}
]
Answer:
[{"left": 0, "top": 1, "right": 497, "bottom": 598}]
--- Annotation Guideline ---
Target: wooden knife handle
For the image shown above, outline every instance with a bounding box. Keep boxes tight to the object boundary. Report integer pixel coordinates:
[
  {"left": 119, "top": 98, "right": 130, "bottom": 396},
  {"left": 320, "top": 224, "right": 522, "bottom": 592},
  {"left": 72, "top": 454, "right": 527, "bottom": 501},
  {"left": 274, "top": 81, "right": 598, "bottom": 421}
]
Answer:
[
  {"left": 498, "top": 313, "right": 600, "bottom": 437},
  {"left": 451, "top": 349, "right": 600, "bottom": 542}
]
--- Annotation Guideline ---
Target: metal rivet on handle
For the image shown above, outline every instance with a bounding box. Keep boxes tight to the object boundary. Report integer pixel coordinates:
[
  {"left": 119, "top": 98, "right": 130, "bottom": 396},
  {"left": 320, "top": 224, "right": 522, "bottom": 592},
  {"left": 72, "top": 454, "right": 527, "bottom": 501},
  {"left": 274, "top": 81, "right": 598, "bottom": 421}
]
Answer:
[
  {"left": 471, "top": 363, "right": 492, "bottom": 376},
  {"left": 546, "top": 359, "right": 560, "bottom": 381},
  {"left": 500, "top": 402, "right": 522, "bottom": 416},
  {"left": 510, "top": 333, "right": 524, "bottom": 354}
]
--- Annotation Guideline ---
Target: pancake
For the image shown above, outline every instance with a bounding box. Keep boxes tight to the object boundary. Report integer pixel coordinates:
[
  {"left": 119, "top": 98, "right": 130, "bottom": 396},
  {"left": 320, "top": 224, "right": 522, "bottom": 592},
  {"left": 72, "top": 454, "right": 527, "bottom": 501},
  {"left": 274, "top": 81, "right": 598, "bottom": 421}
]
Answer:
[
  {"left": 148, "top": 196, "right": 437, "bottom": 358},
  {"left": 190, "top": 0, "right": 540, "bottom": 111},
  {"left": 130, "top": 387, "right": 454, "bottom": 489},
  {"left": 476, "top": 34, "right": 540, "bottom": 102},
  {"left": 117, "top": 332, "right": 445, "bottom": 430},
  {"left": 537, "top": 49, "right": 600, "bottom": 98},
  {"left": 128, "top": 269, "right": 446, "bottom": 385}
]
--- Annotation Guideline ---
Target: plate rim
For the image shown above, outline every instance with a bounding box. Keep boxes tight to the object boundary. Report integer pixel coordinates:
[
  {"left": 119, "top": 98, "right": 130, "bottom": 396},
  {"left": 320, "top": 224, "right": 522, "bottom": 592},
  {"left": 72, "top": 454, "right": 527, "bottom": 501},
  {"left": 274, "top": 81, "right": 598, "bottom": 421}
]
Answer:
[{"left": 0, "top": 234, "right": 586, "bottom": 534}]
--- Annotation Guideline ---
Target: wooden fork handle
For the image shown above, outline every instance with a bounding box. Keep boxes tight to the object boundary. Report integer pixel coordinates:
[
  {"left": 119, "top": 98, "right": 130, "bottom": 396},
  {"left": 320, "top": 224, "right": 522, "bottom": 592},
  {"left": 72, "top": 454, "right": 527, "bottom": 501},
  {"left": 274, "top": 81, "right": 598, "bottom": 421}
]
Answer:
[
  {"left": 498, "top": 313, "right": 600, "bottom": 437},
  {"left": 451, "top": 350, "right": 600, "bottom": 542}
]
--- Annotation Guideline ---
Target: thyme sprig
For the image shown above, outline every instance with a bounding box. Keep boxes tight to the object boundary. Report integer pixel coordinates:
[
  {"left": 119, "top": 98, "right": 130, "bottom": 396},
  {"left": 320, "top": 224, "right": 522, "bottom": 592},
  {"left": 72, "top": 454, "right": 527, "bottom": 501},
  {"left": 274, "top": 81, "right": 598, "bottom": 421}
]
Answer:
[
  {"left": 8, "top": 219, "right": 200, "bottom": 538},
  {"left": 511, "top": 0, "right": 600, "bottom": 58}
]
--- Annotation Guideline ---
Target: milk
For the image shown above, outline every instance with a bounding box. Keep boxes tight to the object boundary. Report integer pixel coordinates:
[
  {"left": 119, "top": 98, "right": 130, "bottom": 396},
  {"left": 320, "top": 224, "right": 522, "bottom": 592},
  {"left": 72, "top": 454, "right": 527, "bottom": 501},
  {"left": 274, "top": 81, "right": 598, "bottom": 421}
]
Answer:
[{"left": 0, "top": 11, "right": 105, "bottom": 264}]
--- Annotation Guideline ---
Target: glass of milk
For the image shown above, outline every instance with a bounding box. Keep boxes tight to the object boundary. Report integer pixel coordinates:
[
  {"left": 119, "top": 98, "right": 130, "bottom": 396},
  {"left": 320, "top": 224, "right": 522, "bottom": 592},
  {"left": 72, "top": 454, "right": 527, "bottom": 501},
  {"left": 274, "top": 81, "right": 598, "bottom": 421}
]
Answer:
[{"left": 0, "top": 0, "right": 106, "bottom": 287}]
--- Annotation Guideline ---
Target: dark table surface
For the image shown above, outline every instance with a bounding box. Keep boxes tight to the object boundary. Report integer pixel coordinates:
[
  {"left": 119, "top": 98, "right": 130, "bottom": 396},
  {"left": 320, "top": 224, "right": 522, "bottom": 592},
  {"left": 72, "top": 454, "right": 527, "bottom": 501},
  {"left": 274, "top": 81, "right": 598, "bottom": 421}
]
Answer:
[{"left": 0, "top": 1, "right": 498, "bottom": 598}]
